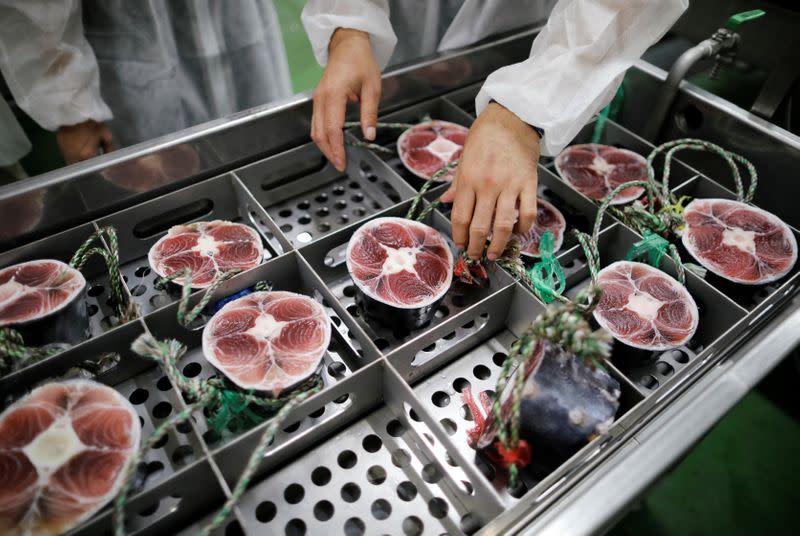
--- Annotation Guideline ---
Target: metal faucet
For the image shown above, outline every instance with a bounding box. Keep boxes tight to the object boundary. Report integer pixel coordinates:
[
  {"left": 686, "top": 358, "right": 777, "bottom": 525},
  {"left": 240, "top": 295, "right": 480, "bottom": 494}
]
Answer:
[{"left": 643, "top": 10, "right": 765, "bottom": 141}]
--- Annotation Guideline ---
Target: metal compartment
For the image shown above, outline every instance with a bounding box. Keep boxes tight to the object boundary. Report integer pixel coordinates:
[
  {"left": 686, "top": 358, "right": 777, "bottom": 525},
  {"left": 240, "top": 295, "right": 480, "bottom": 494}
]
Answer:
[
  {"left": 298, "top": 198, "right": 517, "bottom": 367},
  {"left": 234, "top": 140, "right": 417, "bottom": 247},
  {"left": 1, "top": 28, "right": 800, "bottom": 536},
  {"left": 92, "top": 173, "right": 282, "bottom": 317}
]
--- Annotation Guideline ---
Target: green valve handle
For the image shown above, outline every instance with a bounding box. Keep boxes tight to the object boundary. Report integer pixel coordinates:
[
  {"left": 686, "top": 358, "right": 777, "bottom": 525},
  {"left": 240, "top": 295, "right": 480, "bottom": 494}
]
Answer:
[{"left": 726, "top": 9, "right": 765, "bottom": 29}]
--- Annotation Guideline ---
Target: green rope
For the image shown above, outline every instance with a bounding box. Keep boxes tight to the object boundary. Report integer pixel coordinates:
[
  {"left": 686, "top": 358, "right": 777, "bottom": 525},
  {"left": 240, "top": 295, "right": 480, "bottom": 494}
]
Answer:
[
  {"left": 155, "top": 268, "right": 242, "bottom": 326},
  {"left": 625, "top": 230, "right": 670, "bottom": 268},
  {"left": 70, "top": 226, "right": 136, "bottom": 322},
  {"left": 646, "top": 138, "right": 758, "bottom": 204},
  {"left": 345, "top": 139, "right": 394, "bottom": 154},
  {"left": 343, "top": 120, "right": 417, "bottom": 130},
  {"left": 405, "top": 159, "right": 460, "bottom": 221},
  {"left": 0, "top": 328, "right": 60, "bottom": 375},
  {"left": 114, "top": 333, "right": 323, "bottom": 536},
  {"left": 526, "top": 231, "right": 565, "bottom": 303}
]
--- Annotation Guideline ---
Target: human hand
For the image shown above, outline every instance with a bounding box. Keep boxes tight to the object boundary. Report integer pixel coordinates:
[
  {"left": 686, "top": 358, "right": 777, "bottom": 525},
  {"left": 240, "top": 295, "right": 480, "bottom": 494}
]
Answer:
[
  {"left": 441, "top": 102, "right": 540, "bottom": 260},
  {"left": 56, "top": 120, "right": 114, "bottom": 165},
  {"left": 311, "top": 28, "right": 381, "bottom": 171}
]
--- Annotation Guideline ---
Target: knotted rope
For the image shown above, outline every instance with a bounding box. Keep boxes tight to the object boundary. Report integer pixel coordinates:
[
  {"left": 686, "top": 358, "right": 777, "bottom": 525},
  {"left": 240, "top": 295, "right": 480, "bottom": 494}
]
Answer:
[{"left": 154, "top": 268, "right": 242, "bottom": 326}]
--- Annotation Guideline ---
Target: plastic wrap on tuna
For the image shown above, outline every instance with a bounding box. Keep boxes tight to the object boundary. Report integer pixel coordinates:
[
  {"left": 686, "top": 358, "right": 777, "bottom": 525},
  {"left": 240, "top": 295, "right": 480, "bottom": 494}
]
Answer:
[
  {"left": 397, "top": 120, "right": 468, "bottom": 182},
  {"left": 346, "top": 217, "right": 453, "bottom": 330},
  {"left": 477, "top": 340, "right": 620, "bottom": 471},
  {"left": 682, "top": 198, "right": 797, "bottom": 285},
  {"left": 202, "top": 291, "right": 331, "bottom": 395},
  {"left": 594, "top": 261, "right": 699, "bottom": 351},
  {"left": 0, "top": 380, "right": 141, "bottom": 536},
  {"left": 148, "top": 220, "right": 264, "bottom": 289},
  {"left": 555, "top": 144, "right": 647, "bottom": 204},
  {"left": 0, "top": 259, "right": 88, "bottom": 346}
]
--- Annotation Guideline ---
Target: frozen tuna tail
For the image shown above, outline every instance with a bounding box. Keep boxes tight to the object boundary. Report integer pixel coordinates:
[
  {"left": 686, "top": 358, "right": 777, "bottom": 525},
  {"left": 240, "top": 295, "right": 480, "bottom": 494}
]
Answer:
[
  {"left": 681, "top": 198, "right": 797, "bottom": 285},
  {"left": 148, "top": 220, "right": 264, "bottom": 289},
  {"left": 555, "top": 143, "right": 647, "bottom": 204},
  {"left": 477, "top": 340, "right": 620, "bottom": 472},
  {"left": 594, "top": 261, "right": 699, "bottom": 351},
  {"left": 202, "top": 291, "right": 331, "bottom": 394},
  {"left": 397, "top": 120, "right": 468, "bottom": 182},
  {"left": 0, "top": 380, "right": 141, "bottom": 536},
  {"left": 346, "top": 217, "right": 454, "bottom": 330},
  {"left": 0, "top": 259, "right": 88, "bottom": 347}
]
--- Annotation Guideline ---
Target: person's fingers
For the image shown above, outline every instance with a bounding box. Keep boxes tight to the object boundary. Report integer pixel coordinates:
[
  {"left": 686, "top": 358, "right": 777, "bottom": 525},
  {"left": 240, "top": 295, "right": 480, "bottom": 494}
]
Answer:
[
  {"left": 439, "top": 176, "right": 458, "bottom": 204},
  {"left": 517, "top": 182, "right": 538, "bottom": 234},
  {"left": 450, "top": 185, "right": 475, "bottom": 250},
  {"left": 360, "top": 77, "right": 380, "bottom": 141},
  {"left": 324, "top": 91, "right": 348, "bottom": 171},
  {"left": 311, "top": 90, "right": 327, "bottom": 159},
  {"left": 467, "top": 192, "right": 499, "bottom": 260},
  {"left": 488, "top": 189, "right": 519, "bottom": 260}
]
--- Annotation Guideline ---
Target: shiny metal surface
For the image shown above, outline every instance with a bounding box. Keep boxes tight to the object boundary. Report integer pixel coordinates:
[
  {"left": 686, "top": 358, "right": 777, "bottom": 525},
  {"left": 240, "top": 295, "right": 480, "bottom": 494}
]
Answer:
[{"left": 1, "top": 26, "right": 799, "bottom": 536}]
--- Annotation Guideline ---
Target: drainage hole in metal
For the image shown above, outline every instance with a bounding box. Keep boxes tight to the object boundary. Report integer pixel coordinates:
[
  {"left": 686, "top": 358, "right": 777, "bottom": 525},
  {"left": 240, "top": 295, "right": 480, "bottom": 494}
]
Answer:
[
  {"left": 473, "top": 364, "right": 491, "bottom": 380},
  {"left": 152, "top": 401, "right": 172, "bottom": 419},
  {"left": 354, "top": 207, "right": 367, "bottom": 216},
  {"left": 130, "top": 284, "right": 147, "bottom": 297},
  {"left": 279, "top": 209, "right": 292, "bottom": 218},
  {"left": 135, "top": 266, "right": 151, "bottom": 277},
  {"left": 285, "top": 519, "right": 306, "bottom": 536},
  {"left": 175, "top": 419, "right": 193, "bottom": 434},
  {"left": 432, "top": 391, "right": 450, "bottom": 407},
  {"left": 656, "top": 361, "right": 674, "bottom": 376},
  {"left": 129, "top": 388, "right": 149, "bottom": 405},
  {"left": 284, "top": 483, "right": 304, "bottom": 504},
  {"left": 298, "top": 215, "right": 311, "bottom": 225},
  {"left": 345, "top": 517, "right": 366, "bottom": 536},
  {"left": 492, "top": 352, "right": 508, "bottom": 367},
  {"left": 362, "top": 434, "right": 382, "bottom": 453},
  {"left": 314, "top": 500, "right": 334, "bottom": 521},
  {"left": 391, "top": 449, "right": 411, "bottom": 468},
  {"left": 343, "top": 285, "right": 355, "bottom": 297},
  {"left": 156, "top": 376, "right": 171, "bottom": 391},
  {"left": 428, "top": 497, "right": 448, "bottom": 519},
  {"left": 297, "top": 200, "right": 311, "bottom": 210},
  {"left": 316, "top": 207, "right": 329, "bottom": 217},
  {"left": 371, "top": 499, "right": 391, "bottom": 520},
  {"left": 375, "top": 338, "right": 390, "bottom": 350},
  {"left": 311, "top": 466, "right": 331, "bottom": 486},
  {"left": 640, "top": 375, "right": 659, "bottom": 389},
  {"left": 138, "top": 501, "right": 159, "bottom": 517},
  {"left": 440, "top": 418, "right": 457, "bottom": 435},
  {"left": 423, "top": 342, "right": 436, "bottom": 352},
  {"left": 280, "top": 224, "right": 293, "bottom": 232},
  {"left": 422, "top": 463, "right": 442, "bottom": 483},
  {"left": 367, "top": 465, "right": 386, "bottom": 485},
  {"left": 328, "top": 361, "right": 346, "bottom": 378},
  {"left": 341, "top": 482, "right": 361, "bottom": 502},
  {"left": 461, "top": 513, "right": 481, "bottom": 535},
  {"left": 183, "top": 362, "right": 202, "bottom": 378},
  {"left": 225, "top": 520, "right": 244, "bottom": 536},
  {"left": 316, "top": 193, "right": 328, "bottom": 203},
  {"left": 396, "top": 481, "right": 417, "bottom": 501},
  {"left": 88, "top": 285, "right": 104, "bottom": 297},
  {"left": 460, "top": 404, "right": 473, "bottom": 422},
  {"left": 403, "top": 515, "right": 424, "bottom": 536},
  {"left": 86, "top": 304, "right": 99, "bottom": 317},
  {"left": 453, "top": 377, "right": 471, "bottom": 393},
  {"left": 386, "top": 419, "right": 405, "bottom": 437},
  {"left": 338, "top": 449, "right": 358, "bottom": 469},
  {"left": 171, "top": 445, "right": 193, "bottom": 466}
]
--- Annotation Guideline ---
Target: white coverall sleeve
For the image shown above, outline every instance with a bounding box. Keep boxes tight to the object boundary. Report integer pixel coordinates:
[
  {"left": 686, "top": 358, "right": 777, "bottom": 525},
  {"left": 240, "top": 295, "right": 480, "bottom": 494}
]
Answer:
[
  {"left": 476, "top": 0, "right": 688, "bottom": 156},
  {"left": 301, "top": 0, "right": 398, "bottom": 69},
  {"left": 0, "top": 0, "right": 112, "bottom": 131}
]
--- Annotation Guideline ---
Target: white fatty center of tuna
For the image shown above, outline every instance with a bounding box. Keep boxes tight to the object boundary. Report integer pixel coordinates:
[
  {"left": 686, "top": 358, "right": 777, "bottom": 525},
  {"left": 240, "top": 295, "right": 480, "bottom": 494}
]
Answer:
[
  {"left": 590, "top": 156, "right": 616, "bottom": 175},
  {"left": 722, "top": 228, "right": 756, "bottom": 254},
  {"left": 194, "top": 235, "right": 220, "bottom": 257},
  {"left": 625, "top": 292, "right": 663, "bottom": 321},
  {"left": 22, "top": 420, "right": 85, "bottom": 473},
  {"left": 250, "top": 313, "right": 287, "bottom": 340},
  {"left": 425, "top": 137, "right": 460, "bottom": 163},
  {"left": 381, "top": 246, "right": 419, "bottom": 275}
]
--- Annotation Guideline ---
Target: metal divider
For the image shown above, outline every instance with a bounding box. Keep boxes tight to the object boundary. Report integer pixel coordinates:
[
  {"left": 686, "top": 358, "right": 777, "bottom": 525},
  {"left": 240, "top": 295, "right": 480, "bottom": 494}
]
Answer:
[
  {"left": 298, "top": 198, "right": 517, "bottom": 363},
  {"left": 92, "top": 173, "right": 281, "bottom": 318},
  {"left": 233, "top": 138, "right": 418, "bottom": 248},
  {"left": 0, "top": 221, "right": 137, "bottom": 385},
  {"left": 441, "top": 83, "right": 482, "bottom": 117}
]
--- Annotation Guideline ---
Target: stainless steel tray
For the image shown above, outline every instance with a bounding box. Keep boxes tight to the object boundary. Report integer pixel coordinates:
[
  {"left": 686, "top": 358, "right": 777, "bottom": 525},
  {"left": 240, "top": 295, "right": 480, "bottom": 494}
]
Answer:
[{"left": 1, "top": 30, "right": 799, "bottom": 536}]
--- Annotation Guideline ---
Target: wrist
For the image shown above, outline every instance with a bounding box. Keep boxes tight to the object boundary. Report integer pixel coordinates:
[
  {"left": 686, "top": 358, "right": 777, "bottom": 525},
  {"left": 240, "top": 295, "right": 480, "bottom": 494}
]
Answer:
[
  {"left": 486, "top": 100, "right": 542, "bottom": 142},
  {"left": 329, "top": 28, "right": 370, "bottom": 55}
]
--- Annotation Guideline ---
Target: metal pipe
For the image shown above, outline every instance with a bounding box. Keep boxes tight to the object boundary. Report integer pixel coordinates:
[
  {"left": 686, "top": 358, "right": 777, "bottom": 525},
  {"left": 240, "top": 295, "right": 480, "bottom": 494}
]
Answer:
[{"left": 643, "top": 38, "right": 719, "bottom": 141}]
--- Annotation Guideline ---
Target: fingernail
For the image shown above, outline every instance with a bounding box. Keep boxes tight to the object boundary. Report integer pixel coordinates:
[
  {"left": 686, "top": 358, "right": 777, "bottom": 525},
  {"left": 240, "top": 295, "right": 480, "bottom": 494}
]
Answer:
[
  {"left": 470, "top": 254, "right": 480, "bottom": 261},
  {"left": 365, "top": 127, "right": 376, "bottom": 141},
  {"left": 487, "top": 252, "right": 497, "bottom": 261}
]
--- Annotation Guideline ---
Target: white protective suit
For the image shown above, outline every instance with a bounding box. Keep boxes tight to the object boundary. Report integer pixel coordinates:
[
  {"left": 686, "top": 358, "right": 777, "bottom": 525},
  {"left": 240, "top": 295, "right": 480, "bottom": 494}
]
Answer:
[
  {"left": 0, "top": 0, "right": 292, "bottom": 149},
  {"left": 302, "top": 0, "right": 688, "bottom": 156}
]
